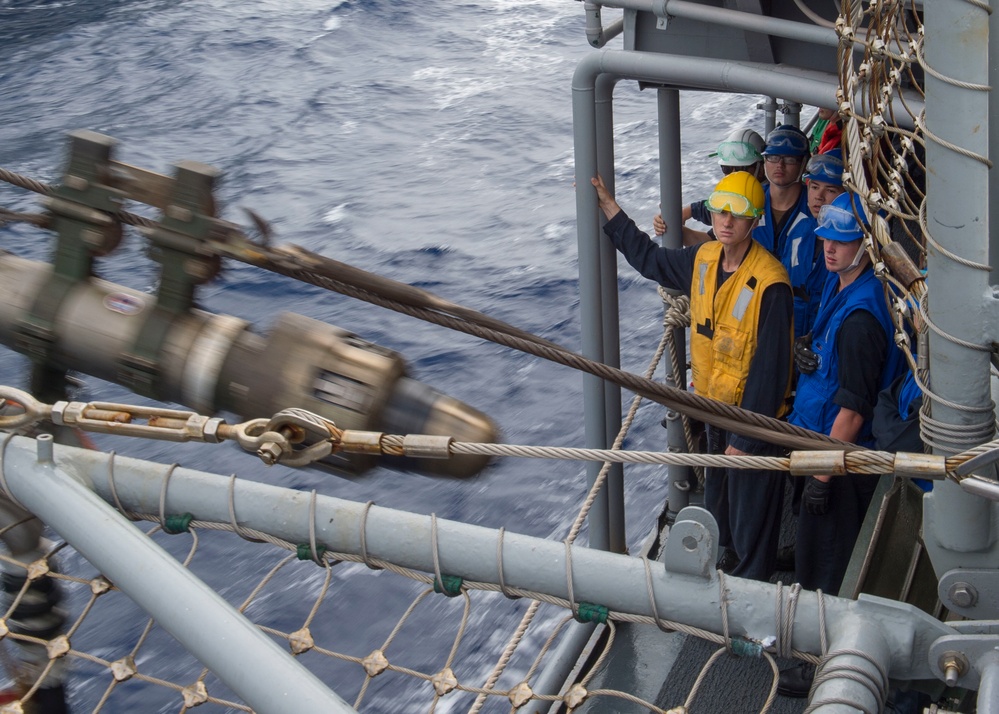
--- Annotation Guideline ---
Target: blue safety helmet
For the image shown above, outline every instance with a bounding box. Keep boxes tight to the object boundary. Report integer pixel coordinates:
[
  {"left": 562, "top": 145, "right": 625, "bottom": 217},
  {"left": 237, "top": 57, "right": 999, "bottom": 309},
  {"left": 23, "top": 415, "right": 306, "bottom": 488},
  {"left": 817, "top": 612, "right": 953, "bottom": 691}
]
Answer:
[
  {"left": 803, "top": 149, "right": 844, "bottom": 186},
  {"left": 762, "top": 124, "right": 810, "bottom": 157},
  {"left": 815, "top": 191, "right": 867, "bottom": 242}
]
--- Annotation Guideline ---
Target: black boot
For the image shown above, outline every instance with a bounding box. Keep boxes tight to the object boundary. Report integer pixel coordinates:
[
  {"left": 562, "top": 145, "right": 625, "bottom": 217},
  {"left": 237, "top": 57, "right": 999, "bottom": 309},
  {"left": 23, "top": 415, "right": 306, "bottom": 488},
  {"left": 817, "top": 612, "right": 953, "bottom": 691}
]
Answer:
[
  {"left": 777, "top": 662, "right": 815, "bottom": 698},
  {"left": 775, "top": 544, "right": 795, "bottom": 572},
  {"left": 716, "top": 548, "right": 741, "bottom": 574}
]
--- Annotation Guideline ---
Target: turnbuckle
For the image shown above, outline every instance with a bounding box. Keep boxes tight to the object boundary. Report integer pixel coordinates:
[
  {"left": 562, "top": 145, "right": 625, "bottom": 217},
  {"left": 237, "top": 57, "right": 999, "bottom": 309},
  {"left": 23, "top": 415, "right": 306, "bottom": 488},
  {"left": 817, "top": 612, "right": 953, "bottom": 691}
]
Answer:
[{"left": 51, "top": 400, "right": 228, "bottom": 443}]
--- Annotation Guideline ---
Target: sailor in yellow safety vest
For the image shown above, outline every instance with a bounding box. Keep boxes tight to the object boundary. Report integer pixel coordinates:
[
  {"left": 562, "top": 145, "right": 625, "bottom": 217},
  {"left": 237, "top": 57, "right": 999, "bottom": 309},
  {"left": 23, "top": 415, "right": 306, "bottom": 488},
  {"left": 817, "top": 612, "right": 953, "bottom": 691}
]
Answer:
[{"left": 591, "top": 171, "right": 793, "bottom": 581}]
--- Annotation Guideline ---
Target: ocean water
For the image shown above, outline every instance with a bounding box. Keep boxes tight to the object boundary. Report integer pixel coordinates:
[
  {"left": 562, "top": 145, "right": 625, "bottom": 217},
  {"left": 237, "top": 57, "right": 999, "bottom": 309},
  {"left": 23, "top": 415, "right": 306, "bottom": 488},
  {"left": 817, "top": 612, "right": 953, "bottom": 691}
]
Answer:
[{"left": 0, "top": 1, "right": 767, "bottom": 711}]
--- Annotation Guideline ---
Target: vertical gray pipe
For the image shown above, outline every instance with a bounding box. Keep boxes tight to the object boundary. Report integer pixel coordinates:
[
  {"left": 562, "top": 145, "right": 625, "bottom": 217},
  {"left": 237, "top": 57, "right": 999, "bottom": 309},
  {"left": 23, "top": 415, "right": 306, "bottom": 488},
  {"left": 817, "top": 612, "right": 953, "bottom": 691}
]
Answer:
[
  {"left": 978, "top": 650, "right": 999, "bottom": 714},
  {"left": 921, "top": 0, "right": 994, "bottom": 553},
  {"left": 761, "top": 96, "right": 778, "bottom": 135},
  {"left": 596, "top": 73, "right": 627, "bottom": 554},
  {"left": 584, "top": 1, "right": 604, "bottom": 47},
  {"left": 990, "top": 0, "right": 999, "bottom": 270},
  {"left": 530, "top": 622, "right": 598, "bottom": 714},
  {"left": 781, "top": 100, "right": 802, "bottom": 128},
  {"left": 574, "top": 61, "right": 611, "bottom": 553},
  {"left": 657, "top": 88, "right": 692, "bottom": 519},
  {"left": 537, "top": 69, "right": 622, "bottom": 714},
  {"left": 808, "top": 616, "right": 890, "bottom": 713}
]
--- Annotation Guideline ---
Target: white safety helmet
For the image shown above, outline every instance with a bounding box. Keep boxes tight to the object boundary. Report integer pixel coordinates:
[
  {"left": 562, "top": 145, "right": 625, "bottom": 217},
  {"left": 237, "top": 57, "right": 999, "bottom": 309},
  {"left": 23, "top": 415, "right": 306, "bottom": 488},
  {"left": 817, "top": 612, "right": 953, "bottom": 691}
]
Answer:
[{"left": 710, "top": 127, "right": 766, "bottom": 168}]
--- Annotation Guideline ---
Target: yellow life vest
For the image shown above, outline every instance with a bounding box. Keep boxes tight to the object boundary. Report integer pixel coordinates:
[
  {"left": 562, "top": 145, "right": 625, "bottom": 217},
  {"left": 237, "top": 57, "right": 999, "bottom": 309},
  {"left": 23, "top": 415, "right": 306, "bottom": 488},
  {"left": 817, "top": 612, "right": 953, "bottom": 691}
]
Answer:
[{"left": 689, "top": 240, "right": 792, "bottom": 415}]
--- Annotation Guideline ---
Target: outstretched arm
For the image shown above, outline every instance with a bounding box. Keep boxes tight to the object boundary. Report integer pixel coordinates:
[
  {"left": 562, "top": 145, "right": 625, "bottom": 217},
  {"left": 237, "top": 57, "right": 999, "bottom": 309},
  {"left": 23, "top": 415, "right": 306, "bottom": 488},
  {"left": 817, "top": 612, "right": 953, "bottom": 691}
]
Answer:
[{"left": 591, "top": 174, "right": 622, "bottom": 221}]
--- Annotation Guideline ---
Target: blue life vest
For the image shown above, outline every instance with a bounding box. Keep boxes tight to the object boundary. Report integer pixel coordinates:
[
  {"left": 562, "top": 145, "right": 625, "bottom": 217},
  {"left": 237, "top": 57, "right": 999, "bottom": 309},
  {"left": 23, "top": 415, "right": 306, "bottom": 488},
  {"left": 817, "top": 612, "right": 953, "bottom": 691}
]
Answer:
[
  {"left": 784, "top": 214, "right": 827, "bottom": 337},
  {"left": 753, "top": 185, "right": 816, "bottom": 335},
  {"left": 789, "top": 268, "right": 906, "bottom": 445},
  {"left": 752, "top": 185, "right": 811, "bottom": 258},
  {"left": 896, "top": 371, "right": 932, "bottom": 491},
  {"left": 897, "top": 370, "right": 922, "bottom": 419}
]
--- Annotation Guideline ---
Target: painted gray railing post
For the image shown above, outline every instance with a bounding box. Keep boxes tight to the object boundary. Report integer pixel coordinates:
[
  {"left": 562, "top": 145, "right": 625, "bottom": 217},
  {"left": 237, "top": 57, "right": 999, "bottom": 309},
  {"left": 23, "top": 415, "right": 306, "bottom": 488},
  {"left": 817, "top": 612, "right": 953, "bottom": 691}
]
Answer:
[
  {"left": 805, "top": 615, "right": 890, "bottom": 712},
  {"left": 991, "top": 0, "right": 999, "bottom": 270},
  {"left": 977, "top": 649, "right": 999, "bottom": 714},
  {"left": 573, "top": 60, "right": 613, "bottom": 554},
  {"left": 657, "top": 87, "right": 692, "bottom": 519},
  {"left": 920, "top": 0, "right": 998, "bottom": 569},
  {"left": 538, "top": 67, "right": 628, "bottom": 714},
  {"left": 781, "top": 100, "right": 801, "bottom": 128},
  {"left": 596, "top": 72, "right": 628, "bottom": 555},
  {"left": 761, "top": 96, "right": 778, "bottom": 136}
]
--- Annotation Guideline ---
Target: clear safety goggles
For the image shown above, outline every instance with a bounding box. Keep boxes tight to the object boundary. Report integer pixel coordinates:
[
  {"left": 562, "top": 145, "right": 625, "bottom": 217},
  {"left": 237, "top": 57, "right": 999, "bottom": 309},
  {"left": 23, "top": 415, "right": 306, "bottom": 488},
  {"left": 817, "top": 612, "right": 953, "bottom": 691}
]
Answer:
[
  {"left": 763, "top": 131, "right": 809, "bottom": 157},
  {"left": 816, "top": 202, "right": 864, "bottom": 241},
  {"left": 710, "top": 141, "right": 761, "bottom": 166},
  {"left": 803, "top": 153, "right": 844, "bottom": 184},
  {"left": 704, "top": 190, "right": 763, "bottom": 218}
]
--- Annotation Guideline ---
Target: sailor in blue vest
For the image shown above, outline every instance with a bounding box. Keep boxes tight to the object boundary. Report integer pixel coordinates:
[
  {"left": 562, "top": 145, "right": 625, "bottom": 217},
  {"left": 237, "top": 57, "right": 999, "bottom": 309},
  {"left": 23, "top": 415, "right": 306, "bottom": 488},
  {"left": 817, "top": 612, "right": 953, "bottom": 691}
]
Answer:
[
  {"left": 754, "top": 125, "right": 812, "bottom": 261},
  {"left": 778, "top": 191, "right": 906, "bottom": 697},
  {"left": 789, "top": 150, "right": 845, "bottom": 337}
]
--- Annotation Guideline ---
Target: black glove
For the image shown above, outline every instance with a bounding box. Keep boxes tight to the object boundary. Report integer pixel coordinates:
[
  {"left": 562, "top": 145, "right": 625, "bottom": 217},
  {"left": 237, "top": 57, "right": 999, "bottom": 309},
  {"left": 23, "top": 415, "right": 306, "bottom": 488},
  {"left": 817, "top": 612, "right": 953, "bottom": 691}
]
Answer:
[
  {"left": 802, "top": 477, "right": 832, "bottom": 516},
  {"left": 794, "top": 334, "right": 819, "bottom": 375}
]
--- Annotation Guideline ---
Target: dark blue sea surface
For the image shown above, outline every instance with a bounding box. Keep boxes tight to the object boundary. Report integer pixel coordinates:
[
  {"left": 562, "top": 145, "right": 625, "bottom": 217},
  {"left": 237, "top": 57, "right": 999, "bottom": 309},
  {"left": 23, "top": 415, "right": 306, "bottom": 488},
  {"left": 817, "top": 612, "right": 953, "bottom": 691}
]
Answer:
[{"left": 0, "top": 1, "right": 763, "bottom": 711}]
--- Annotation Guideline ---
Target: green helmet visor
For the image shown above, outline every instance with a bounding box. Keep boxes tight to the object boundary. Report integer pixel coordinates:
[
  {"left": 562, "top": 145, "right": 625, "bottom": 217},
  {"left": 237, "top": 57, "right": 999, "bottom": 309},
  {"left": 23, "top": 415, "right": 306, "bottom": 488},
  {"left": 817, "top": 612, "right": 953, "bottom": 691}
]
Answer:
[
  {"left": 705, "top": 190, "right": 763, "bottom": 218},
  {"left": 709, "top": 141, "right": 762, "bottom": 167}
]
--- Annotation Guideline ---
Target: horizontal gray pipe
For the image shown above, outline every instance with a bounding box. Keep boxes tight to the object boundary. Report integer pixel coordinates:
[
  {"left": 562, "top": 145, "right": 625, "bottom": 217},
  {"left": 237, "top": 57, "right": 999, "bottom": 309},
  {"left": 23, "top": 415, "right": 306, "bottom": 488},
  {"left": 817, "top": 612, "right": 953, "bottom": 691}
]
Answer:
[
  {"left": 597, "top": 0, "right": 839, "bottom": 47},
  {"left": 1, "top": 434, "right": 955, "bottom": 683},
  {"left": 573, "top": 49, "right": 922, "bottom": 130}
]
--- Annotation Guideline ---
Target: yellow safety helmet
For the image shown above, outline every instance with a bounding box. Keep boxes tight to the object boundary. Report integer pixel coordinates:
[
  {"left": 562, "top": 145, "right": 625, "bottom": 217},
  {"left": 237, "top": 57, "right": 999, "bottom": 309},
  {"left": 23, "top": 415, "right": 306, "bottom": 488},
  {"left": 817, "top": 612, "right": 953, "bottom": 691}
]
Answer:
[{"left": 704, "top": 171, "right": 766, "bottom": 219}]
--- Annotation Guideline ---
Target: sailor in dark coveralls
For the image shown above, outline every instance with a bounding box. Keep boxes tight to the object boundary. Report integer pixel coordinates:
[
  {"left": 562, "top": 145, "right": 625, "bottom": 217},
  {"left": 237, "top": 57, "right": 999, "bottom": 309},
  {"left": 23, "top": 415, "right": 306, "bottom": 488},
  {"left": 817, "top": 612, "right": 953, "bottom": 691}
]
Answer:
[{"left": 591, "top": 170, "right": 793, "bottom": 581}]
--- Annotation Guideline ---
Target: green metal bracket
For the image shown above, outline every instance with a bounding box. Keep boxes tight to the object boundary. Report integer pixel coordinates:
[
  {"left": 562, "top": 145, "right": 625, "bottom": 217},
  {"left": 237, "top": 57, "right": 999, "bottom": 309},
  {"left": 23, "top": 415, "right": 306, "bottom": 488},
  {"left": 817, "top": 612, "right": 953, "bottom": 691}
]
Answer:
[
  {"left": 47, "top": 130, "right": 124, "bottom": 280},
  {"left": 14, "top": 131, "right": 125, "bottom": 399},
  {"left": 120, "top": 160, "right": 223, "bottom": 397},
  {"left": 142, "top": 160, "right": 222, "bottom": 315}
]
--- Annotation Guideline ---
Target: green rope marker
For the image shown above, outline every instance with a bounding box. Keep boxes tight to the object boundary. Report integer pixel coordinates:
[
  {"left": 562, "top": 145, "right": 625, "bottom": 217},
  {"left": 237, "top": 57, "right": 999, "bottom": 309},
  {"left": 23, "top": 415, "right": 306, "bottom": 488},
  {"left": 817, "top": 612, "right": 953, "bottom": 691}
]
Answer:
[
  {"left": 433, "top": 574, "right": 463, "bottom": 597},
  {"left": 730, "top": 638, "right": 763, "bottom": 658},
  {"left": 296, "top": 544, "right": 328, "bottom": 562},
  {"left": 163, "top": 513, "right": 194, "bottom": 534},
  {"left": 574, "top": 602, "right": 609, "bottom": 624}
]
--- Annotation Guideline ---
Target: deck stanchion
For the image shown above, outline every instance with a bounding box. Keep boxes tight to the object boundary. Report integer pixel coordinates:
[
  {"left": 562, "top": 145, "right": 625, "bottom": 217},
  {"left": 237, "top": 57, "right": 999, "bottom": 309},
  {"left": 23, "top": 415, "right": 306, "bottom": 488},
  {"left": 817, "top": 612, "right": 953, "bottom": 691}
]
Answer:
[
  {"left": 992, "top": 0, "right": 999, "bottom": 270},
  {"left": 977, "top": 650, "right": 999, "bottom": 714},
  {"left": 806, "top": 616, "right": 890, "bottom": 713},
  {"left": 574, "top": 58, "right": 613, "bottom": 554},
  {"left": 528, "top": 622, "right": 598, "bottom": 714},
  {"left": 596, "top": 73, "right": 627, "bottom": 555},
  {"left": 657, "top": 87, "right": 692, "bottom": 520},
  {"left": 920, "top": 0, "right": 997, "bottom": 571}
]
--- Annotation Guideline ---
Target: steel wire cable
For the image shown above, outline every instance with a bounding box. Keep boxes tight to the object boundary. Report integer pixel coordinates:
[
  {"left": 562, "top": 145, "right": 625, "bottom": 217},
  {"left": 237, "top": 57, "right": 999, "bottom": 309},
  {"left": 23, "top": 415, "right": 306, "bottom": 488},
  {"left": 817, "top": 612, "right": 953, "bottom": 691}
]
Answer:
[{"left": 0, "top": 166, "right": 850, "bottom": 453}]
